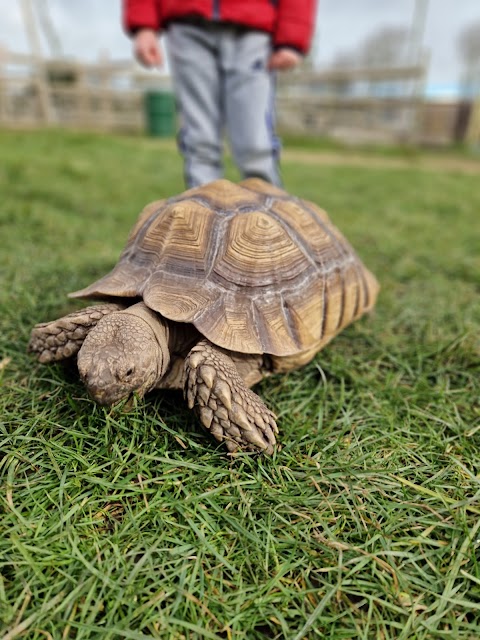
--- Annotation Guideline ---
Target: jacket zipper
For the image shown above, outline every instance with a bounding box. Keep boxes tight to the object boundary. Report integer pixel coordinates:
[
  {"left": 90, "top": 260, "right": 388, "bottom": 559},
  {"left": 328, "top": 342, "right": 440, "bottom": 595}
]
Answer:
[{"left": 213, "top": 0, "right": 220, "bottom": 20}]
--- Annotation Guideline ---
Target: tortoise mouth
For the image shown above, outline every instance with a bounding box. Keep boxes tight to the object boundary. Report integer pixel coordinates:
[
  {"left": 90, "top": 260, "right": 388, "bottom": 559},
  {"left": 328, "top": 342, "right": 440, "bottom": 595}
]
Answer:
[
  {"left": 90, "top": 388, "right": 144, "bottom": 410},
  {"left": 115, "top": 392, "right": 142, "bottom": 412}
]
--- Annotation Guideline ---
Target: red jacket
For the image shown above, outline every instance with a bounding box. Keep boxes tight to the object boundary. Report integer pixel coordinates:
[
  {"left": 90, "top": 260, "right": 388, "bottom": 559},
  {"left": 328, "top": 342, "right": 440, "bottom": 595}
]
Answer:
[{"left": 123, "top": 0, "right": 316, "bottom": 54}]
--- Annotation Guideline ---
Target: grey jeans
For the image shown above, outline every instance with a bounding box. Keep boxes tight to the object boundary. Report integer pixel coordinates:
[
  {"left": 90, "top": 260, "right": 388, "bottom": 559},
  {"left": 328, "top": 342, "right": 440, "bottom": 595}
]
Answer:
[{"left": 166, "top": 21, "right": 281, "bottom": 187}]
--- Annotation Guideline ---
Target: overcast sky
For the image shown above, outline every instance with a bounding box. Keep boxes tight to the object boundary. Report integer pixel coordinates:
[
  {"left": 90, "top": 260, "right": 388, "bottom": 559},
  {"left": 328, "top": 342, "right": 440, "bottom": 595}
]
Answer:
[{"left": 0, "top": 0, "right": 478, "bottom": 94}]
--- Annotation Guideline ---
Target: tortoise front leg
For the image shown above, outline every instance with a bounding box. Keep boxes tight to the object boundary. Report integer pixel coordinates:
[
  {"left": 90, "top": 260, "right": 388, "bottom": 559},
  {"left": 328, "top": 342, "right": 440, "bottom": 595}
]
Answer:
[
  {"left": 28, "top": 303, "right": 126, "bottom": 364},
  {"left": 184, "top": 340, "right": 278, "bottom": 455}
]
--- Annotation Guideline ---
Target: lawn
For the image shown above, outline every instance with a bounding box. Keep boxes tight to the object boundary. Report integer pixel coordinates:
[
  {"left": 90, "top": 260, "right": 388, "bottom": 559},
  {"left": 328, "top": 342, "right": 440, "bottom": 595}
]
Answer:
[{"left": 1, "top": 129, "right": 479, "bottom": 639}]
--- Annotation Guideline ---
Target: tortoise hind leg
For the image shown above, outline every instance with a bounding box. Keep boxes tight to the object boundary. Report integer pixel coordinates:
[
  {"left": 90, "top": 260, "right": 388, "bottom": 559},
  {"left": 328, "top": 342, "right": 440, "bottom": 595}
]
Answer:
[
  {"left": 28, "top": 303, "right": 126, "bottom": 364},
  {"left": 184, "top": 340, "right": 278, "bottom": 455}
]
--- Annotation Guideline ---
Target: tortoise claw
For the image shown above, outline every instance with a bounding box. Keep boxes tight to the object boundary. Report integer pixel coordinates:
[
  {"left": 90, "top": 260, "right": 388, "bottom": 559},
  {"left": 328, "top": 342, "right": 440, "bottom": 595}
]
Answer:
[{"left": 185, "top": 341, "right": 277, "bottom": 455}]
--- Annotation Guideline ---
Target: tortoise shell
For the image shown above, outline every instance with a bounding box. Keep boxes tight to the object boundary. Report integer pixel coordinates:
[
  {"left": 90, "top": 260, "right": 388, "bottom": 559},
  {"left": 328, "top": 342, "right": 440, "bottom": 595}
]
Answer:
[{"left": 70, "top": 178, "right": 379, "bottom": 357}]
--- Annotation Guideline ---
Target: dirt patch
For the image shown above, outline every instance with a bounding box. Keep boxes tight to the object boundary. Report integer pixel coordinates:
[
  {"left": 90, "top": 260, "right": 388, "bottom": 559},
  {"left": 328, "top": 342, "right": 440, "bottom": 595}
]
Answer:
[{"left": 282, "top": 149, "right": 480, "bottom": 175}]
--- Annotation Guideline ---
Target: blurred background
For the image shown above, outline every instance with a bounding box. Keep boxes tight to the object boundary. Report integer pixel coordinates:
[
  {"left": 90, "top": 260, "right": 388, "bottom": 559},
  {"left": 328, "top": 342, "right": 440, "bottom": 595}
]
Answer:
[{"left": 0, "top": 0, "right": 479, "bottom": 147}]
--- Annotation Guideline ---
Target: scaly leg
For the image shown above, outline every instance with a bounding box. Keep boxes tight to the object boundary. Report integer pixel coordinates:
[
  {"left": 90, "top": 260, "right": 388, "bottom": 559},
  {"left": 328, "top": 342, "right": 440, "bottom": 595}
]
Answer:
[
  {"left": 184, "top": 340, "right": 278, "bottom": 455},
  {"left": 28, "top": 303, "right": 126, "bottom": 363}
]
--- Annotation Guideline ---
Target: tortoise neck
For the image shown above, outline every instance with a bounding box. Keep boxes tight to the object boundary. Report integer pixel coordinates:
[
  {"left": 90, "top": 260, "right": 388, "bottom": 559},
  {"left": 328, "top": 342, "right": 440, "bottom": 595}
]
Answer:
[{"left": 121, "top": 302, "right": 171, "bottom": 380}]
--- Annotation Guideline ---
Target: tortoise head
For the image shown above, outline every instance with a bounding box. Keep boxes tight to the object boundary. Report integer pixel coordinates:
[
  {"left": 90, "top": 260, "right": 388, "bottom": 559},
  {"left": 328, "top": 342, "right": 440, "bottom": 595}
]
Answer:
[{"left": 77, "top": 305, "right": 169, "bottom": 406}]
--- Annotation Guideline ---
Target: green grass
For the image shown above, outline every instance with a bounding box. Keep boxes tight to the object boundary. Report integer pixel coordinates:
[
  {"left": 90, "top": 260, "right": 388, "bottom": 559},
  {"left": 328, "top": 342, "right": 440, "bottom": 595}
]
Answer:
[{"left": 1, "top": 129, "right": 479, "bottom": 639}]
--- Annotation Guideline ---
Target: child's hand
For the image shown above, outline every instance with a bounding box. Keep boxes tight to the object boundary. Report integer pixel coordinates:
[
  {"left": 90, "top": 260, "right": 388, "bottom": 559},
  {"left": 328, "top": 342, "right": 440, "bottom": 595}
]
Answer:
[
  {"left": 268, "top": 48, "right": 302, "bottom": 71},
  {"left": 133, "top": 29, "right": 163, "bottom": 68}
]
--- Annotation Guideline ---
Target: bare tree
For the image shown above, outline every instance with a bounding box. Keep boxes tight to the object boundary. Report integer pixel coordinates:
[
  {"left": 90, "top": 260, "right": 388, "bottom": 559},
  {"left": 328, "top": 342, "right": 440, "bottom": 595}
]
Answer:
[
  {"left": 457, "top": 20, "right": 480, "bottom": 95},
  {"left": 458, "top": 20, "right": 480, "bottom": 67},
  {"left": 329, "top": 27, "right": 409, "bottom": 71},
  {"left": 360, "top": 26, "right": 409, "bottom": 68},
  {"left": 330, "top": 51, "right": 359, "bottom": 69}
]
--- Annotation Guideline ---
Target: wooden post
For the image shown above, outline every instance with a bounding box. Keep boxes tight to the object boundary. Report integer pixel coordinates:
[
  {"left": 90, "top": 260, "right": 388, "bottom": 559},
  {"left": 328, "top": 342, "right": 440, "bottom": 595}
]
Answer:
[
  {"left": 75, "top": 63, "right": 89, "bottom": 127},
  {"left": 98, "top": 51, "right": 114, "bottom": 130},
  {"left": 466, "top": 98, "right": 480, "bottom": 148},
  {"left": 0, "top": 46, "right": 7, "bottom": 124}
]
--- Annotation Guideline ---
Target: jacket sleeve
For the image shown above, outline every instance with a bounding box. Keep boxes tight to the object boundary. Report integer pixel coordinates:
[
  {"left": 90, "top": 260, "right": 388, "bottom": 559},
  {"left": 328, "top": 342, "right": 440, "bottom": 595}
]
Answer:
[
  {"left": 274, "top": 0, "right": 317, "bottom": 54},
  {"left": 122, "top": 0, "right": 162, "bottom": 34}
]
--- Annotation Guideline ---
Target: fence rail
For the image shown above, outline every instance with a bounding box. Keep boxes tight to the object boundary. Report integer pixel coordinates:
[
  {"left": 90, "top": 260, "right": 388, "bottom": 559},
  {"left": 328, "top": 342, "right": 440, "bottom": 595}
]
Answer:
[
  {"left": 276, "top": 64, "right": 427, "bottom": 144},
  {"left": 0, "top": 50, "right": 477, "bottom": 146},
  {"left": 0, "top": 50, "right": 165, "bottom": 132}
]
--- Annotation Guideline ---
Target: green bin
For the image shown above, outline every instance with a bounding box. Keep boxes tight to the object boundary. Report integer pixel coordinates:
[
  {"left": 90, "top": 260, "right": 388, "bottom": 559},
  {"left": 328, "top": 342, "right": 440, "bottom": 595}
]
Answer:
[{"left": 144, "top": 91, "right": 176, "bottom": 137}]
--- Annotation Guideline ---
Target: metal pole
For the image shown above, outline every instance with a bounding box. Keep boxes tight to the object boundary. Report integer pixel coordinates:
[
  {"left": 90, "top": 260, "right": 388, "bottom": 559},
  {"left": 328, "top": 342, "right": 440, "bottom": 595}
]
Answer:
[
  {"left": 408, "top": 0, "right": 429, "bottom": 66},
  {"left": 19, "top": 0, "right": 54, "bottom": 123}
]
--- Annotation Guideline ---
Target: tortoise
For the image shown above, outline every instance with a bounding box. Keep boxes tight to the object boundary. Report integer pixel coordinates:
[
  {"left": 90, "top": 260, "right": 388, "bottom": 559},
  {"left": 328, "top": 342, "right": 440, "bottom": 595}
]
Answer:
[{"left": 28, "top": 178, "right": 379, "bottom": 455}]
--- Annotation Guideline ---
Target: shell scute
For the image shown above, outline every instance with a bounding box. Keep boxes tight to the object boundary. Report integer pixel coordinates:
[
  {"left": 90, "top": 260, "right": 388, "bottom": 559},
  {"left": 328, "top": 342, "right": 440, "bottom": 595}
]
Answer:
[
  {"left": 70, "top": 179, "right": 379, "bottom": 357},
  {"left": 213, "top": 211, "right": 308, "bottom": 288}
]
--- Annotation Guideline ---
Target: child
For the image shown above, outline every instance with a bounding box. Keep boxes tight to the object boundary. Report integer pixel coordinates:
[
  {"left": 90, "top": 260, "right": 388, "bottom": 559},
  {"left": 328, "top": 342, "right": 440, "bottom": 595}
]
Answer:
[{"left": 123, "top": 0, "right": 317, "bottom": 186}]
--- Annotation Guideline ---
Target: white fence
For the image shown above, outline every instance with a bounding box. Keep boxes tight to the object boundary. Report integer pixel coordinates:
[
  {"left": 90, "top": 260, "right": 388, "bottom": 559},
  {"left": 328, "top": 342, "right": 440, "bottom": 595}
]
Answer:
[
  {"left": 0, "top": 51, "right": 169, "bottom": 132},
  {"left": 0, "top": 51, "right": 475, "bottom": 146}
]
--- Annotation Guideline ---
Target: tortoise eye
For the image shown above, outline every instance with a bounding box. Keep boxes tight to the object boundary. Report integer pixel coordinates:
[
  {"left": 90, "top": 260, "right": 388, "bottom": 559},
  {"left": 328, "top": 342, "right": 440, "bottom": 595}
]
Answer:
[{"left": 125, "top": 367, "right": 134, "bottom": 378}]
